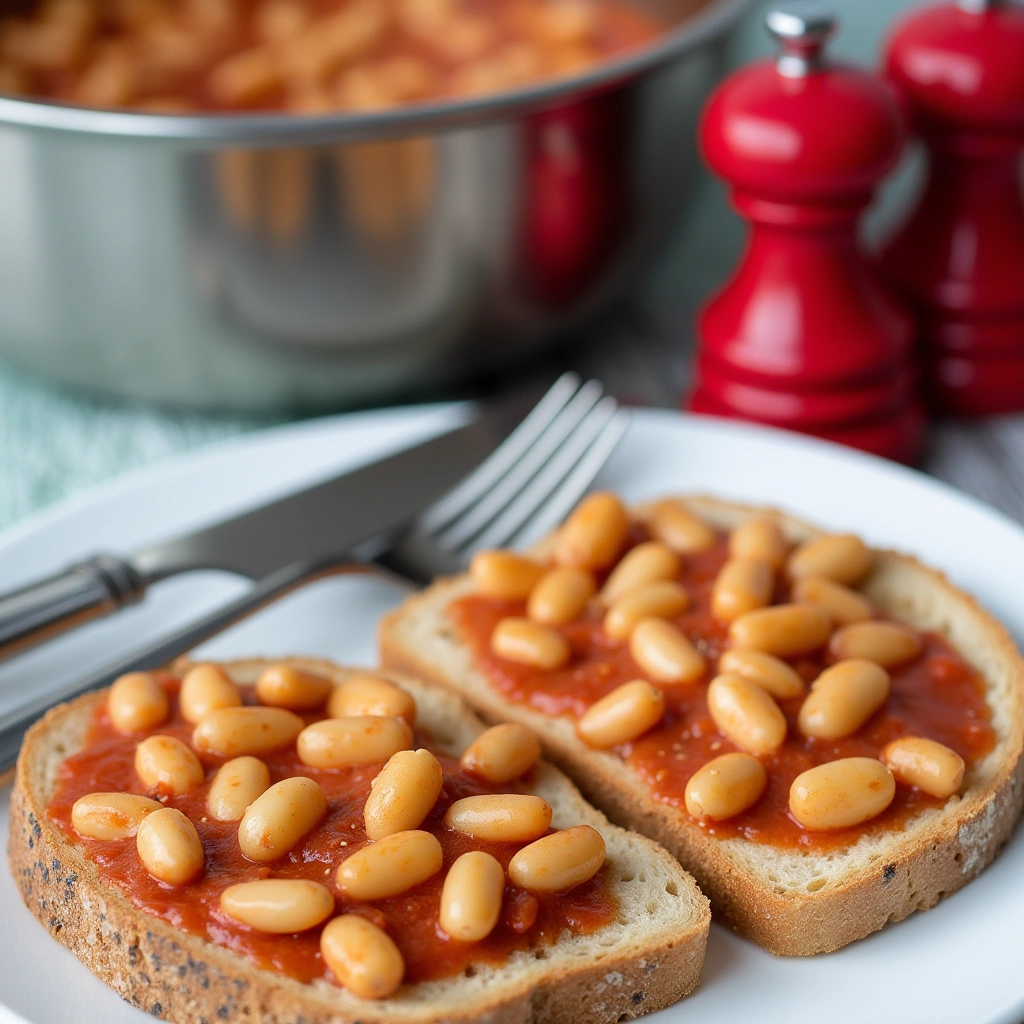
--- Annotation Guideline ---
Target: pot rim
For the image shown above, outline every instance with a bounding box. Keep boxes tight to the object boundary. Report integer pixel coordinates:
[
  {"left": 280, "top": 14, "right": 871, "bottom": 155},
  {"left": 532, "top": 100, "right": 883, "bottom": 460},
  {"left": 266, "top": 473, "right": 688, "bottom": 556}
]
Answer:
[{"left": 0, "top": 0, "right": 749, "bottom": 143}]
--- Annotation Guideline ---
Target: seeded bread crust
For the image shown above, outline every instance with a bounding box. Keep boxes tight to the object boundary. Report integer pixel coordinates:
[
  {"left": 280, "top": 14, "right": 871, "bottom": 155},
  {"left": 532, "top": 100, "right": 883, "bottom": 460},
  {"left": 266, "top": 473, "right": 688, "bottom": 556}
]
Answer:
[
  {"left": 10, "top": 658, "right": 710, "bottom": 1024},
  {"left": 379, "top": 496, "right": 1024, "bottom": 955}
]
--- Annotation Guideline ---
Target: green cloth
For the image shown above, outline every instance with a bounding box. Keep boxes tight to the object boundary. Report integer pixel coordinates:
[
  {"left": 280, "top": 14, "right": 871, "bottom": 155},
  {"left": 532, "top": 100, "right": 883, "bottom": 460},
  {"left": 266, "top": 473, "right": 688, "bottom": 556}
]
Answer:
[{"left": 0, "top": 362, "right": 278, "bottom": 530}]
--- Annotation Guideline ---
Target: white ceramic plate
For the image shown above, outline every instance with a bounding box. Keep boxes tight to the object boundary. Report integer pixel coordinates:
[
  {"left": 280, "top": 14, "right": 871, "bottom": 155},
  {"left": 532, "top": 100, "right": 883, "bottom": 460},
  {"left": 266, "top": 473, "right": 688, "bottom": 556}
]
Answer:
[{"left": 2, "top": 406, "right": 1023, "bottom": 1024}]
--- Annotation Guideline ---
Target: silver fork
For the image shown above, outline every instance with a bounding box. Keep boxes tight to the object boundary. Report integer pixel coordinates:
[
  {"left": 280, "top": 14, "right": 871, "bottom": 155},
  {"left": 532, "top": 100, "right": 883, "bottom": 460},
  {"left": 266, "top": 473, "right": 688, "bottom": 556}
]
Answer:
[
  {"left": 0, "top": 374, "right": 628, "bottom": 772},
  {"left": 377, "top": 375, "right": 626, "bottom": 583}
]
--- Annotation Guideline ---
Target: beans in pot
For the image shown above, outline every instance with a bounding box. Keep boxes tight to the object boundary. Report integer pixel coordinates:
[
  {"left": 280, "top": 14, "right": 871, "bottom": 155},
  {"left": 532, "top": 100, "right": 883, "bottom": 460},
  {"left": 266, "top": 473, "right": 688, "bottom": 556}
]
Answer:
[{"left": 0, "top": 0, "right": 661, "bottom": 113}]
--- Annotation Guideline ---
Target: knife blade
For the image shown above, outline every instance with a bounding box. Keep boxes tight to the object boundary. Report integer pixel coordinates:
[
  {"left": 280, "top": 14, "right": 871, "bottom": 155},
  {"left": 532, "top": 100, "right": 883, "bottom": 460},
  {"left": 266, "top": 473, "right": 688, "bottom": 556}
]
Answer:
[
  {"left": 0, "top": 387, "right": 532, "bottom": 662},
  {"left": 131, "top": 413, "right": 505, "bottom": 580}
]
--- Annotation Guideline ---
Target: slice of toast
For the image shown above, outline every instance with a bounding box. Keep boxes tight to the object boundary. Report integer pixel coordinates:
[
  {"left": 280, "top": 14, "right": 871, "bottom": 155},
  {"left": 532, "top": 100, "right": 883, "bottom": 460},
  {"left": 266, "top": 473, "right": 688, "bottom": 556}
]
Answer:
[
  {"left": 10, "top": 658, "right": 709, "bottom": 1024},
  {"left": 380, "top": 495, "right": 1024, "bottom": 955}
]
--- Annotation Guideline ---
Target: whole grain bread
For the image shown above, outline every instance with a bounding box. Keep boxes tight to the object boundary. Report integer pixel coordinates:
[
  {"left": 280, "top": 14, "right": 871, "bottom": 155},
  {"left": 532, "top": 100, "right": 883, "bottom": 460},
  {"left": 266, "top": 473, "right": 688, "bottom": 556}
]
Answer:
[
  {"left": 10, "top": 658, "right": 710, "bottom": 1024},
  {"left": 380, "top": 496, "right": 1024, "bottom": 955}
]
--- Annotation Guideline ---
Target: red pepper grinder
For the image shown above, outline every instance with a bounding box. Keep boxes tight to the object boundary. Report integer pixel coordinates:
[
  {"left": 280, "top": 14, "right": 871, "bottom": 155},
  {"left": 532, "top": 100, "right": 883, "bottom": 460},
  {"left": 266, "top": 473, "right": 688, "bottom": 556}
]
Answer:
[
  {"left": 688, "top": 6, "right": 925, "bottom": 463},
  {"left": 881, "top": 0, "right": 1024, "bottom": 416}
]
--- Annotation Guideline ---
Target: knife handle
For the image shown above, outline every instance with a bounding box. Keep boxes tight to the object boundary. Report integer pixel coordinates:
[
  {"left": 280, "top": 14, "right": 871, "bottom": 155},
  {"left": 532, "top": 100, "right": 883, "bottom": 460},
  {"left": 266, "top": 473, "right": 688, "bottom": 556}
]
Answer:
[{"left": 0, "top": 556, "right": 145, "bottom": 663}]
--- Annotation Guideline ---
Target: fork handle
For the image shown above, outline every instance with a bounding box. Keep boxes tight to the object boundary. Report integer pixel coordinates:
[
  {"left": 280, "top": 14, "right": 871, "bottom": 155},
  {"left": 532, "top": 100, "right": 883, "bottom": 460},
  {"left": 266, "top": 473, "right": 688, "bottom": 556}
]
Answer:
[
  {"left": 0, "top": 560, "right": 408, "bottom": 776},
  {"left": 0, "top": 556, "right": 146, "bottom": 664}
]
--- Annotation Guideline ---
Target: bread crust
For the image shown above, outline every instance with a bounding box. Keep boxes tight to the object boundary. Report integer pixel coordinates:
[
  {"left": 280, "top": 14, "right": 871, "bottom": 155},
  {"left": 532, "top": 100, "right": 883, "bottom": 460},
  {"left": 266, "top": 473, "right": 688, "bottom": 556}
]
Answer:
[
  {"left": 380, "top": 496, "right": 1024, "bottom": 955},
  {"left": 10, "top": 658, "right": 709, "bottom": 1024}
]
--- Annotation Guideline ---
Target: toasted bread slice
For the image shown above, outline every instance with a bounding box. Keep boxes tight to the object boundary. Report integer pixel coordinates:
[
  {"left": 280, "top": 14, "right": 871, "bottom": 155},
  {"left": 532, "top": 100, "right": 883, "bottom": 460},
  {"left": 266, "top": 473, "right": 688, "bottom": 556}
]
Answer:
[
  {"left": 380, "top": 496, "right": 1024, "bottom": 955},
  {"left": 11, "top": 659, "right": 708, "bottom": 1024}
]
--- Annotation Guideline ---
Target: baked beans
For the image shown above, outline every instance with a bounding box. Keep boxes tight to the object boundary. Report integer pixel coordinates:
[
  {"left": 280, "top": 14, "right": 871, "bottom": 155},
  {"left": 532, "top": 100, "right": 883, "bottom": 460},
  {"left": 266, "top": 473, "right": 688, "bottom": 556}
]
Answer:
[
  {"left": 829, "top": 621, "right": 923, "bottom": 667},
  {"left": 297, "top": 715, "right": 413, "bottom": 768},
  {"left": 255, "top": 663, "right": 333, "bottom": 709},
  {"left": 717, "top": 648, "right": 805, "bottom": 700},
  {"left": 792, "top": 576, "right": 873, "bottom": 625},
  {"left": 604, "top": 580, "right": 689, "bottom": 640},
  {"left": 881, "top": 737, "right": 965, "bottom": 799},
  {"left": 685, "top": 752, "right": 767, "bottom": 822},
  {"left": 71, "top": 792, "right": 161, "bottom": 840},
  {"left": 787, "top": 534, "right": 872, "bottom": 586},
  {"left": 491, "top": 617, "right": 571, "bottom": 670},
  {"left": 528, "top": 566, "right": 596, "bottom": 626},
  {"left": 336, "top": 829, "right": 443, "bottom": 899},
  {"left": 577, "top": 679, "right": 664, "bottom": 748},
  {"left": 207, "top": 756, "right": 271, "bottom": 822},
  {"left": 460, "top": 723, "right": 541, "bottom": 783},
  {"left": 363, "top": 748, "right": 444, "bottom": 840},
  {"left": 647, "top": 500, "right": 715, "bottom": 554},
  {"left": 134, "top": 734, "right": 205, "bottom": 796},
  {"left": 192, "top": 705, "right": 304, "bottom": 757},
  {"left": 507, "top": 824, "right": 605, "bottom": 892},
  {"left": 0, "top": 0, "right": 660, "bottom": 113},
  {"left": 443, "top": 793, "right": 552, "bottom": 842},
  {"left": 600, "top": 541, "right": 679, "bottom": 605},
  {"left": 710, "top": 558, "right": 773, "bottom": 623},
  {"left": 798, "top": 659, "right": 890, "bottom": 740},
  {"left": 136, "top": 806, "right": 204, "bottom": 885},
  {"left": 471, "top": 550, "right": 546, "bottom": 601},
  {"left": 729, "top": 515, "right": 788, "bottom": 569},
  {"left": 179, "top": 664, "right": 241, "bottom": 724},
  {"left": 706, "top": 673, "right": 787, "bottom": 756},
  {"left": 629, "top": 618, "right": 705, "bottom": 684},
  {"left": 789, "top": 757, "right": 895, "bottom": 831},
  {"left": 321, "top": 914, "right": 404, "bottom": 999},
  {"left": 439, "top": 850, "right": 505, "bottom": 941},
  {"left": 327, "top": 675, "right": 417, "bottom": 724},
  {"left": 221, "top": 878, "right": 334, "bottom": 933},
  {"left": 238, "top": 776, "right": 328, "bottom": 861},
  {"left": 554, "top": 492, "right": 630, "bottom": 571},
  {"left": 108, "top": 672, "right": 169, "bottom": 734},
  {"left": 729, "top": 603, "right": 832, "bottom": 657}
]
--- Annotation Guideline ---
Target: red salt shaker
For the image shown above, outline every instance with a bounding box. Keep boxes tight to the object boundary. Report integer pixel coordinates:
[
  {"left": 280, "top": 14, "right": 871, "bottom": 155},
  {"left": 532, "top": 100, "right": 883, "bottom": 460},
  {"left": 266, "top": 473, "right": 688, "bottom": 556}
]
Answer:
[
  {"left": 881, "top": 0, "right": 1024, "bottom": 416},
  {"left": 688, "top": 6, "right": 925, "bottom": 462}
]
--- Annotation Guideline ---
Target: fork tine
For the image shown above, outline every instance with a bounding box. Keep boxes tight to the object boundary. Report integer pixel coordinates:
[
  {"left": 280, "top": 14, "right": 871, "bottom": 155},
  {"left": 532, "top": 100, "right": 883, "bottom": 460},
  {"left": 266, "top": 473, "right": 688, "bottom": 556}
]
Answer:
[
  {"left": 473, "top": 399, "right": 629, "bottom": 551},
  {"left": 507, "top": 407, "right": 631, "bottom": 551},
  {"left": 509, "top": 408, "right": 630, "bottom": 551},
  {"left": 377, "top": 376, "right": 627, "bottom": 584},
  {"left": 418, "top": 373, "right": 582, "bottom": 534},
  {"left": 437, "top": 379, "right": 605, "bottom": 549}
]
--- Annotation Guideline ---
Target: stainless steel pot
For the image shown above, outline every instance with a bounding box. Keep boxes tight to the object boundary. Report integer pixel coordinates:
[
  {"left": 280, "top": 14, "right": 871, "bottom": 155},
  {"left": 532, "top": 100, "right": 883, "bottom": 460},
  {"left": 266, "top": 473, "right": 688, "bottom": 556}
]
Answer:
[{"left": 0, "top": 0, "right": 749, "bottom": 411}]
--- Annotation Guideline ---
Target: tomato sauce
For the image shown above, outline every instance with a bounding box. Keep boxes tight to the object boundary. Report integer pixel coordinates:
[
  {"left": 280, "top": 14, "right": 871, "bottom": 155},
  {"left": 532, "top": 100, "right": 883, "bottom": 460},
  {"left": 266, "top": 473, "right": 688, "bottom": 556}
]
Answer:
[
  {"left": 449, "top": 534, "right": 997, "bottom": 851},
  {"left": 47, "top": 680, "right": 616, "bottom": 986}
]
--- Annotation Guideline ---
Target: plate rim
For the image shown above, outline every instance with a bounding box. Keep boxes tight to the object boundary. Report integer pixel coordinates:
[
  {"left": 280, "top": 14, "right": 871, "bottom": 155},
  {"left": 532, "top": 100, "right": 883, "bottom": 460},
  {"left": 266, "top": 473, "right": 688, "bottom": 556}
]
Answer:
[
  {"left": 6, "top": 403, "right": 1024, "bottom": 557},
  {"left": 3, "top": 403, "right": 1024, "bottom": 1024}
]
